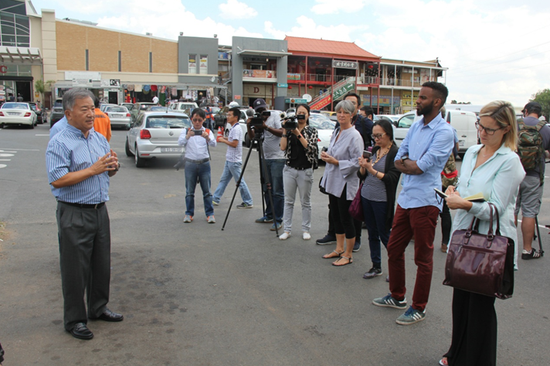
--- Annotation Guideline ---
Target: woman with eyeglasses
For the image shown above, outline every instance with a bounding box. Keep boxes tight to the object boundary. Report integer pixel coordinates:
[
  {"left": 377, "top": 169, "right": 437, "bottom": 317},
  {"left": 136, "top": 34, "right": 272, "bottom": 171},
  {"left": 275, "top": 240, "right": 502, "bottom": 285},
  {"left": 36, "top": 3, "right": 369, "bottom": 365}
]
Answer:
[
  {"left": 278, "top": 104, "right": 319, "bottom": 240},
  {"left": 439, "top": 101, "right": 525, "bottom": 366},
  {"left": 319, "top": 100, "right": 363, "bottom": 266},
  {"left": 357, "top": 119, "right": 401, "bottom": 279}
]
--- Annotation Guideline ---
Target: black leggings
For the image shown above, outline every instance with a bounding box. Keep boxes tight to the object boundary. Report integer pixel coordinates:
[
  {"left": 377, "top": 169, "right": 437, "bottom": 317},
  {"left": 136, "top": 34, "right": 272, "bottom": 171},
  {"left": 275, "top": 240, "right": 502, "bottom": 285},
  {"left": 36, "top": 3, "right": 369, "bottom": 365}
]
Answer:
[{"left": 328, "top": 185, "right": 356, "bottom": 239}]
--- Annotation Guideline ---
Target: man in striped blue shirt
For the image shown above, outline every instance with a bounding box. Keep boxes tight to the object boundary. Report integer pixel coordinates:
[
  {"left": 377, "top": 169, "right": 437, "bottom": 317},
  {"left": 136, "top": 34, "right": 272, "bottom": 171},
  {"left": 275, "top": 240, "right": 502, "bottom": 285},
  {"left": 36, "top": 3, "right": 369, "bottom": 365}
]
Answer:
[{"left": 46, "top": 88, "right": 123, "bottom": 340}]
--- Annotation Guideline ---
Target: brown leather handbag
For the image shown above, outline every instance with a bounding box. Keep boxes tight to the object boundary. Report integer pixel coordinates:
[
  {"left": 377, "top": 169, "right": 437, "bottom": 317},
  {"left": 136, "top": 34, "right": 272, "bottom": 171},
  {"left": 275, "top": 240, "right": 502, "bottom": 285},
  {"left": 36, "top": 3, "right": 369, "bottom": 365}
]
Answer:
[{"left": 443, "top": 203, "right": 514, "bottom": 299}]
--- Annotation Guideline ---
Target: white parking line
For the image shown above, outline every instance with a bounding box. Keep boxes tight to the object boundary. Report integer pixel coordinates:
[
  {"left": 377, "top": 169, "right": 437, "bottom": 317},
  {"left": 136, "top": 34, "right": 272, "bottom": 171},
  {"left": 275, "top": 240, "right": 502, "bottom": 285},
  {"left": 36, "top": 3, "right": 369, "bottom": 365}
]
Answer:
[
  {"left": 0, "top": 164, "right": 6, "bottom": 169},
  {"left": 0, "top": 159, "right": 11, "bottom": 161},
  {"left": 35, "top": 134, "right": 50, "bottom": 137},
  {"left": 0, "top": 153, "right": 14, "bottom": 157}
]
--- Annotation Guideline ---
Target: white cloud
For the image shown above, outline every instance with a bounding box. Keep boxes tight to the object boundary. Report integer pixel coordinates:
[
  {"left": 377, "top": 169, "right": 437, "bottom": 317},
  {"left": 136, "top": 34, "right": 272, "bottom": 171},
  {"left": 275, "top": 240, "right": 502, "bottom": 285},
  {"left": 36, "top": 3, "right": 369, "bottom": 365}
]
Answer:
[
  {"left": 219, "top": 0, "right": 258, "bottom": 19},
  {"left": 94, "top": 1, "right": 262, "bottom": 45},
  {"left": 265, "top": 16, "right": 365, "bottom": 42}
]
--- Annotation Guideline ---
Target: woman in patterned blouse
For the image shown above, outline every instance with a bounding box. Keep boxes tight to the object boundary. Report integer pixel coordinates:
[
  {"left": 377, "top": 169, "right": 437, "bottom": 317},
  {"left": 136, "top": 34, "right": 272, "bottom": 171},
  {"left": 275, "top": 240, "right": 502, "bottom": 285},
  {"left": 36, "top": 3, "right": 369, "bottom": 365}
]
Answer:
[{"left": 279, "top": 104, "right": 319, "bottom": 240}]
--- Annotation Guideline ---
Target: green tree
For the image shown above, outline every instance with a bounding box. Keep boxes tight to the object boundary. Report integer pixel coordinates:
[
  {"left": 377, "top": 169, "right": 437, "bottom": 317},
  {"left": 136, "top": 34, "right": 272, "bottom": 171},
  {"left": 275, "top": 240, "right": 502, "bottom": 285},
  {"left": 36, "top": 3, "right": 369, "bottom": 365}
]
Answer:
[{"left": 531, "top": 89, "right": 550, "bottom": 121}]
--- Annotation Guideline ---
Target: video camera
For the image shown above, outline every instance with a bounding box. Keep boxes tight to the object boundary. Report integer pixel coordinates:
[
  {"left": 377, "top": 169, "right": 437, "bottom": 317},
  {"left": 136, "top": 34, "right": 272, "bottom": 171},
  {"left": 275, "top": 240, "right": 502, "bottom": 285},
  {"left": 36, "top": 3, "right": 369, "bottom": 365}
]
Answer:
[
  {"left": 281, "top": 113, "right": 305, "bottom": 130},
  {"left": 249, "top": 110, "right": 271, "bottom": 129}
]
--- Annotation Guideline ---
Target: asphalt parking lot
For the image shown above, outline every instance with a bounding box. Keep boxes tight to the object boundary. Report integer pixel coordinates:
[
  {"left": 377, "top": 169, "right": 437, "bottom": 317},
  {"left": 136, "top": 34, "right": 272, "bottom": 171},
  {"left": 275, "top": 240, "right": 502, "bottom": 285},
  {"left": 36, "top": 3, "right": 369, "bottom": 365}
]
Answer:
[{"left": 0, "top": 123, "right": 549, "bottom": 365}]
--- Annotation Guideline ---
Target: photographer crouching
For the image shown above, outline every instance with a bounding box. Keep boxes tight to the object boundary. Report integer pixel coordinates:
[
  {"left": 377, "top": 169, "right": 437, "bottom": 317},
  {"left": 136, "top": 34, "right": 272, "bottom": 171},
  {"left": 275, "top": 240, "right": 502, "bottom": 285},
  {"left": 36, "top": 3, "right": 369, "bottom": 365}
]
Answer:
[
  {"left": 247, "top": 98, "right": 285, "bottom": 231},
  {"left": 278, "top": 104, "right": 319, "bottom": 240}
]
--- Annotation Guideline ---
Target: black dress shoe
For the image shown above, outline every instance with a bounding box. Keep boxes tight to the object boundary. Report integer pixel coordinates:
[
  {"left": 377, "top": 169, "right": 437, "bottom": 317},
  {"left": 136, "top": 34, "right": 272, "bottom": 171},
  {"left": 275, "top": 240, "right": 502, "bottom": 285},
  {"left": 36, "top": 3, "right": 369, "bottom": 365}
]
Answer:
[
  {"left": 68, "top": 322, "right": 93, "bottom": 340},
  {"left": 90, "top": 308, "right": 124, "bottom": 322}
]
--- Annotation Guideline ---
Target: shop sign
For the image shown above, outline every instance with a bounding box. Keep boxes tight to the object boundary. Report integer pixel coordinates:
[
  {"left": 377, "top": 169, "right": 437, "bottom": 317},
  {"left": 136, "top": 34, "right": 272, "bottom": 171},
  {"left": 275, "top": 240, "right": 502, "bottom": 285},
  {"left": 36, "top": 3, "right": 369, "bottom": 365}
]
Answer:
[
  {"left": 332, "top": 60, "right": 358, "bottom": 70},
  {"left": 333, "top": 82, "right": 355, "bottom": 100},
  {"left": 285, "top": 98, "right": 307, "bottom": 104}
]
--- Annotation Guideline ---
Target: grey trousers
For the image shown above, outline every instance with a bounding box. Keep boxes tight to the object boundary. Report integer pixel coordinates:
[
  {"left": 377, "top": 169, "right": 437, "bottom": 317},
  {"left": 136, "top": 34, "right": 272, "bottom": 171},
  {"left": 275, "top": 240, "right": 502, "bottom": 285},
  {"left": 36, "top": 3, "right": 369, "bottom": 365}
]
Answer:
[
  {"left": 57, "top": 201, "right": 111, "bottom": 331},
  {"left": 282, "top": 166, "right": 314, "bottom": 233}
]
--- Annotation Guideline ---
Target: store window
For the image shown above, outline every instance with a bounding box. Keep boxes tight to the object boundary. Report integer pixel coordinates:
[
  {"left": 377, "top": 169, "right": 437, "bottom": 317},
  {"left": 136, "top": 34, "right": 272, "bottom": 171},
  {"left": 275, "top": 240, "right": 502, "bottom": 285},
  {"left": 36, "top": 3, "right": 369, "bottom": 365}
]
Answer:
[
  {"left": 0, "top": 7, "right": 30, "bottom": 47},
  {"left": 188, "top": 54, "right": 197, "bottom": 74},
  {"left": 199, "top": 55, "right": 208, "bottom": 74}
]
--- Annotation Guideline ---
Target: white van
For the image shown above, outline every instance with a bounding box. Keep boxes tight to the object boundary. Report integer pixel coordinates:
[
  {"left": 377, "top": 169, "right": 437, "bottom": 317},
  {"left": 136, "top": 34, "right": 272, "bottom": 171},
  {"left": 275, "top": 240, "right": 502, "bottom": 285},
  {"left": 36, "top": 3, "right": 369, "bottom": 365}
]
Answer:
[
  {"left": 393, "top": 110, "right": 478, "bottom": 158},
  {"left": 168, "top": 102, "right": 199, "bottom": 114}
]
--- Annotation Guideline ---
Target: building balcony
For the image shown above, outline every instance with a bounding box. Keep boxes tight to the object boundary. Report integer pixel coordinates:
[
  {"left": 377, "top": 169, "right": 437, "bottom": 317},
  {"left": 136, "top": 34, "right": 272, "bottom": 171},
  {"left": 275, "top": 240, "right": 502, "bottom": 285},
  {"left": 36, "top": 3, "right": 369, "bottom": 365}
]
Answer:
[
  {"left": 287, "top": 73, "right": 379, "bottom": 85},
  {"left": 379, "top": 76, "right": 438, "bottom": 88}
]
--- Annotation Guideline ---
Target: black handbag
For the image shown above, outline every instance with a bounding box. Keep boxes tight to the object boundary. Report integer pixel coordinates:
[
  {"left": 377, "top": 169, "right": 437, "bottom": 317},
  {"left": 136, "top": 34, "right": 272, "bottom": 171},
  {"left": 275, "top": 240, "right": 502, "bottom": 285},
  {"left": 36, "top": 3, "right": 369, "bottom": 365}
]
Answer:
[{"left": 443, "top": 203, "right": 514, "bottom": 299}]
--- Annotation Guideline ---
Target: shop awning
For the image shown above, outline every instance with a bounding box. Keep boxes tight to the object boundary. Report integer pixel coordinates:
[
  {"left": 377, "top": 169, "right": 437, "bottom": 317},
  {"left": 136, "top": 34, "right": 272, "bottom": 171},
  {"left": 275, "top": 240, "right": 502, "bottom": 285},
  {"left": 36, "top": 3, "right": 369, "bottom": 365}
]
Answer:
[
  {"left": 0, "top": 46, "right": 42, "bottom": 65},
  {"left": 235, "top": 47, "right": 292, "bottom": 58}
]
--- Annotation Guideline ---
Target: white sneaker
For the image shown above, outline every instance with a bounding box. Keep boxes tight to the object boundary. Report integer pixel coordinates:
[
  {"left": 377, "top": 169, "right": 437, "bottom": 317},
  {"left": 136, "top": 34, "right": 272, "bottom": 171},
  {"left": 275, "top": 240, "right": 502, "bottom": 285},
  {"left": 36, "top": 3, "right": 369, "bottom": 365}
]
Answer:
[
  {"left": 302, "top": 232, "right": 311, "bottom": 240},
  {"left": 279, "top": 232, "right": 291, "bottom": 240}
]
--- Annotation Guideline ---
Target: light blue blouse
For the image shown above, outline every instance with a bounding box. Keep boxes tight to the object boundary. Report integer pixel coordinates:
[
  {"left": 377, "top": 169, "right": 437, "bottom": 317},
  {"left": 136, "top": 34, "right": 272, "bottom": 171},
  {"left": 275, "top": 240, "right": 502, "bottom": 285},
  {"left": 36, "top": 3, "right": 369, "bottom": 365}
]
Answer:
[{"left": 451, "top": 143, "right": 525, "bottom": 266}]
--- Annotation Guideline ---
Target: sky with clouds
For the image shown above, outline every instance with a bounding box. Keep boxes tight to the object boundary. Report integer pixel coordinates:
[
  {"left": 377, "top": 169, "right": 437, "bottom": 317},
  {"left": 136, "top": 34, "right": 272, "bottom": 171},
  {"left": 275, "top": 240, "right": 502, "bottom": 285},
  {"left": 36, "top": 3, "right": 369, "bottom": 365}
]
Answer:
[{"left": 31, "top": 0, "right": 550, "bottom": 107}]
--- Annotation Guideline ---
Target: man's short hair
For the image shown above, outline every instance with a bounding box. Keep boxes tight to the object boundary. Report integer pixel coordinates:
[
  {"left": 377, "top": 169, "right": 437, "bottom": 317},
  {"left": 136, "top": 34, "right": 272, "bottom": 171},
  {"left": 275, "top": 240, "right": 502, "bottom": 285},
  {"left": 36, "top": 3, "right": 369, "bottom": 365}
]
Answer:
[
  {"left": 94, "top": 97, "right": 100, "bottom": 109},
  {"left": 63, "top": 88, "right": 95, "bottom": 111},
  {"left": 422, "top": 82, "right": 448, "bottom": 106},
  {"left": 523, "top": 102, "right": 542, "bottom": 117},
  {"left": 344, "top": 92, "right": 361, "bottom": 106},
  {"left": 360, "top": 106, "right": 373, "bottom": 116},
  {"left": 228, "top": 107, "right": 240, "bottom": 119}
]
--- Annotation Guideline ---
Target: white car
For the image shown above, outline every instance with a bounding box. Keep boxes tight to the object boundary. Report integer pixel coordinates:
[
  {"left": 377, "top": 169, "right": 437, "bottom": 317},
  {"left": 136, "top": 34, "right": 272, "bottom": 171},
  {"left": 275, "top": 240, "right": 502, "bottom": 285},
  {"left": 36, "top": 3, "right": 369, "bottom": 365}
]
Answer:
[
  {"left": 394, "top": 110, "right": 478, "bottom": 157},
  {"left": 125, "top": 111, "right": 191, "bottom": 167},
  {"left": 0, "top": 102, "right": 37, "bottom": 128},
  {"left": 308, "top": 113, "right": 336, "bottom": 158}
]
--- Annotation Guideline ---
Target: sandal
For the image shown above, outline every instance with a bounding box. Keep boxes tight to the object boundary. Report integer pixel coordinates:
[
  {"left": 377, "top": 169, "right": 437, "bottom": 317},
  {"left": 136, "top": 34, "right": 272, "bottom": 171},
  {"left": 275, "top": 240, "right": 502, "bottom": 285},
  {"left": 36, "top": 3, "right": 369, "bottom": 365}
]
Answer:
[
  {"left": 332, "top": 255, "right": 353, "bottom": 266},
  {"left": 323, "top": 250, "right": 343, "bottom": 259},
  {"left": 439, "top": 357, "right": 448, "bottom": 366}
]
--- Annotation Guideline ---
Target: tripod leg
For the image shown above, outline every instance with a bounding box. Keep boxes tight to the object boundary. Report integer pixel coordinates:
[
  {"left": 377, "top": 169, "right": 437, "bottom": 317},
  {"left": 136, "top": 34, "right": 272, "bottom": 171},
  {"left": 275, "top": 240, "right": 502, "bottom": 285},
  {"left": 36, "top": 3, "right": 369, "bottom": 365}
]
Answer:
[
  {"left": 221, "top": 141, "right": 255, "bottom": 231},
  {"left": 535, "top": 216, "right": 544, "bottom": 256},
  {"left": 257, "top": 139, "right": 280, "bottom": 237}
]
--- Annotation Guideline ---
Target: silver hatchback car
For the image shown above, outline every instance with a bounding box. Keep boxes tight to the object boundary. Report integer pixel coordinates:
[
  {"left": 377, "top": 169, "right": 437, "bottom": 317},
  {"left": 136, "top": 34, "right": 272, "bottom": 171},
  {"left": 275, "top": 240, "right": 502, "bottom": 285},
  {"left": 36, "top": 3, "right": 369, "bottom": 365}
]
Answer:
[
  {"left": 125, "top": 111, "right": 191, "bottom": 167},
  {"left": 104, "top": 105, "right": 132, "bottom": 130}
]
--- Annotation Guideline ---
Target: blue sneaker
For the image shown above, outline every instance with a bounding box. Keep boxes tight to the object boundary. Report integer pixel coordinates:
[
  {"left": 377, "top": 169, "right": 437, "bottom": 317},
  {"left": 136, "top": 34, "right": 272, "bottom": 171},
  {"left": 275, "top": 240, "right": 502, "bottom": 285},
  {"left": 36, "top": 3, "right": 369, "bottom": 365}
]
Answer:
[
  {"left": 372, "top": 293, "right": 407, "bottom": 309},
  {"left": 270, "top": 222, "right": 282, "bottom": 231},
  {"left": 255, "top": 216, "right": 273, "bottom": 223},
  {"left": 396, "top": 306, "right": 426, "bottom": 325}
]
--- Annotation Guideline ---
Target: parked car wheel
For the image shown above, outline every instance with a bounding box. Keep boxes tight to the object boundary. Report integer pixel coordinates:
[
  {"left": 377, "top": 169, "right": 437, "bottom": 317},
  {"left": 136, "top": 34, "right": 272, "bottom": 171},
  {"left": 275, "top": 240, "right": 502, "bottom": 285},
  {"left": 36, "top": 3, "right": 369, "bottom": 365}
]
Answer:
[
  {"left": 134, "top": 146, "right": 146, "bottom": 167},
  {"left": 125, "top": 138, "right": 134, "bottom": 157},
  {"left": 29, "top": 122, "right": 34, "bottom": 129}
]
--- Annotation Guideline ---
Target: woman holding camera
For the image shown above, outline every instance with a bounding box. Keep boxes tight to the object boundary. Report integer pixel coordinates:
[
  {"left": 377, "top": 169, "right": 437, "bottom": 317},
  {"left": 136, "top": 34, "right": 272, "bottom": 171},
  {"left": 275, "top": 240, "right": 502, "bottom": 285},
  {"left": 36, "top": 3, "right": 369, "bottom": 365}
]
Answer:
[
  {"left": 439, "top": 101, "right": 525, "bottom": 366},
  {"left": 178, "top": 108, "right": 217, "bottom": 224},
  {"left": 358, "top": 119, "right": 401, "bottom": 278},
  {"left": 319, "top": 100, "right": 363, "bottom": 266},
  {"left": 279, "top": 104, "right": 319, "bottom": 240}
]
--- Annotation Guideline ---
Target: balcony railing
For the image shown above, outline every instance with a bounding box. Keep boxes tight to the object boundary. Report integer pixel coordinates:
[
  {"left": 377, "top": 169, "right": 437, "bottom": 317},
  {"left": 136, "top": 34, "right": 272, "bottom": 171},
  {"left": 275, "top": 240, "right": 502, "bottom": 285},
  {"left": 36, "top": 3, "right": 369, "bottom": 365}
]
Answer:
[
  {"left": 287, "top": 74, "right": 380, "bottom": 85},
  {"left": 379, "top": 76, "right": 438, "bottom": 87}
]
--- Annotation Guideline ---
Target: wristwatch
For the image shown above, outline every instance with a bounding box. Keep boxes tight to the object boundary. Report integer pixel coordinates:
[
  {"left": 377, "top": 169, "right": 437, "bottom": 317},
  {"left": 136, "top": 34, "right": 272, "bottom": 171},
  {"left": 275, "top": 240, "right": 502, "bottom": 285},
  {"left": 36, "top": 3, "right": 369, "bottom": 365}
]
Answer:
[
  {"left": 297, "top": 135, "right": 302, "bottom": 139},
  {"left": 401, "top": 156, "right": 409, "bottom": 164}
]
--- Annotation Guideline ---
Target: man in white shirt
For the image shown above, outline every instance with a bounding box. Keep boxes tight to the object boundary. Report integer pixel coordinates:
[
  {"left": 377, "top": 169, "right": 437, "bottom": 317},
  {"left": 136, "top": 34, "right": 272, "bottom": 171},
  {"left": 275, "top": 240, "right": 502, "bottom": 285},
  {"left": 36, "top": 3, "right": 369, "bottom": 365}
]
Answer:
[
  {"left": 178, "top": 109, "right": 217, "bottom": 223},
  {"left": 212, "top": 107, "right": 253, "bottom": 208},
  {"left": 152, "top": 95, "right": 159, "bottom": 104}
]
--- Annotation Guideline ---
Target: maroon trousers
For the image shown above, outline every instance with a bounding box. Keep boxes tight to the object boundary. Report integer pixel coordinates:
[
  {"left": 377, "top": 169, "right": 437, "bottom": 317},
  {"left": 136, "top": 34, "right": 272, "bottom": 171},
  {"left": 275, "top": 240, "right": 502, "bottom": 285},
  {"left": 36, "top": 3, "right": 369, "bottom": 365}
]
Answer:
[{"left": 387, "top": 205, "right": 439, "bottom": 311}]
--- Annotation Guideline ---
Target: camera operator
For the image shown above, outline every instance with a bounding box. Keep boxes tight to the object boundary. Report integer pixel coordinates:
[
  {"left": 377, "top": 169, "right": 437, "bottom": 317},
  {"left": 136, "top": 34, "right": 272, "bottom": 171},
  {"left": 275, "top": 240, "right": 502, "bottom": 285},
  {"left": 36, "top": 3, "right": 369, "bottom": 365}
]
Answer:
[
  {"left": 247, "top": 98, "right": 285, "bottom": 231},
  {"left": 278, "top": 104, "right": 319, "bottom": 240}
]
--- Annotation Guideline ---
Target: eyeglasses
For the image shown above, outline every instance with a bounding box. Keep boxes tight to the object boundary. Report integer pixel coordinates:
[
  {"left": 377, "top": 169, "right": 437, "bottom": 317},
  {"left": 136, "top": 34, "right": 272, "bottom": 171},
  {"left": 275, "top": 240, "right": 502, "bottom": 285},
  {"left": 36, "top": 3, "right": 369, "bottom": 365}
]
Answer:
[
  {"left": 475, "top": 121, "right": 502, "bottom": 135},
  {"left": 372, "top": 133, "right": 386, "bottom": 140}
]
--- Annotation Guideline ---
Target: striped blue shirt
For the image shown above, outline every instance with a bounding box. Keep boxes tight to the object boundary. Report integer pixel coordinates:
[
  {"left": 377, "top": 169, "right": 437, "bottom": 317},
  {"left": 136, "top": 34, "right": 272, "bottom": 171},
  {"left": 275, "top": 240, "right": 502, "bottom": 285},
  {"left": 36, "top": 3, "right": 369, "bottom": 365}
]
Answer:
[{"left": 46, "top": 124, "right": 111, "bottom": 203}]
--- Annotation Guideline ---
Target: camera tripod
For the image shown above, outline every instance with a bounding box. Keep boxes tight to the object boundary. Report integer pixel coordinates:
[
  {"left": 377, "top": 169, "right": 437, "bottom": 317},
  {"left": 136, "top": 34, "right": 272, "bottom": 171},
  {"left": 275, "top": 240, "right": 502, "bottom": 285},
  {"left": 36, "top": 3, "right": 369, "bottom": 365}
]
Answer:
[{"left": 221, "top": 132, "right": 279, "bottom": 236}]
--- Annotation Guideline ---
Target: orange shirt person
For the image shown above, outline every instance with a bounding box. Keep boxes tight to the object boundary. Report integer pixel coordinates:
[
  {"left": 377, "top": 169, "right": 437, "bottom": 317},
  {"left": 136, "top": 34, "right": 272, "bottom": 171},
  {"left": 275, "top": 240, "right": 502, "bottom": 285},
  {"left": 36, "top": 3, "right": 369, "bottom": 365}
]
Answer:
[{"left": 93, "top": 99, "right": 112, "bottom": 142}]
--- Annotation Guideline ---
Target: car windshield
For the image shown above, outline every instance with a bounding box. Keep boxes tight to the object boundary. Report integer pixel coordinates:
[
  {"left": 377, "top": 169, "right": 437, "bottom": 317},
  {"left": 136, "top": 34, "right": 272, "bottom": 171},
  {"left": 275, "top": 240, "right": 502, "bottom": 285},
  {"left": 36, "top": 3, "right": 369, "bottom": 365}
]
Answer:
[
  {"left": 106, "top": 106, "right": 127, "bottom": 113},
  {"left": 150, "top": 106, "right": 168, "bottom": 111},
  {"left": 2, "top": 103, "right": 28, "bottom": 109},
  {"left": 397, "top": 114, "right": 415, "bottom": 128},
  {"left": 145, "top": 116, "right": 191, "bottom": 129},
  {"left": 309, "top": 114, "right": 335, "bottom": 130}
]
